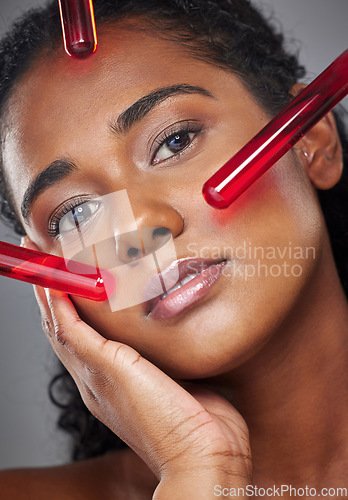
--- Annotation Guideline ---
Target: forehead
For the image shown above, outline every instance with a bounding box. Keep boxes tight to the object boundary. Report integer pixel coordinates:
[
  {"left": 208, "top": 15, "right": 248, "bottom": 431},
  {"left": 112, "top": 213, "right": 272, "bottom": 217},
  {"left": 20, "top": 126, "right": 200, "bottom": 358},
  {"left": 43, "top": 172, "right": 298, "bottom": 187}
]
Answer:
[
  {"left": 3, "top": 23, "right": 224, "bottom": 167},
  {"left": 6, "top": 23, "right": 220, "bottom": 141}
]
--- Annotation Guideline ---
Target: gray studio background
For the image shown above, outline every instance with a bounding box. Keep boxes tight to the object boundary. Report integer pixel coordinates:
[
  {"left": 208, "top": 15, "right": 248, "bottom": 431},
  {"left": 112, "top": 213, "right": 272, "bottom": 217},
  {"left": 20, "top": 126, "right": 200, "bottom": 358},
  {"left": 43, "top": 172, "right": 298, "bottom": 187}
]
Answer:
[{"left": 0, "top": 0, "right": 347, "bottom": 470}]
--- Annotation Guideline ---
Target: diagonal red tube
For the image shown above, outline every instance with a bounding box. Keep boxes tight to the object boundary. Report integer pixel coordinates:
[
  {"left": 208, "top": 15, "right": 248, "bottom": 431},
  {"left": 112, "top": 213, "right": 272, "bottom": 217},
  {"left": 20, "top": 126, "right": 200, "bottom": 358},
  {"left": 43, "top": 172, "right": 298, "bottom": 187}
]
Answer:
[
  {"left": 203, "top": 50, "right": 348, "bottom": 209},
  {"left": 0, "top": 241, "right": 114, "bottom": 301}
]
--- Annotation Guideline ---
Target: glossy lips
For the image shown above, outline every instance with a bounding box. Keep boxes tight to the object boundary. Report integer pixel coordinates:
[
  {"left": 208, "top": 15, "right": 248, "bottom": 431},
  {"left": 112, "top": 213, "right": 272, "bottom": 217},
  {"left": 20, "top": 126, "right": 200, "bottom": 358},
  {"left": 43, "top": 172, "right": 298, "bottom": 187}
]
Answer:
[{"left": 143, "top": 258, "right": 227, "bottom": 320}]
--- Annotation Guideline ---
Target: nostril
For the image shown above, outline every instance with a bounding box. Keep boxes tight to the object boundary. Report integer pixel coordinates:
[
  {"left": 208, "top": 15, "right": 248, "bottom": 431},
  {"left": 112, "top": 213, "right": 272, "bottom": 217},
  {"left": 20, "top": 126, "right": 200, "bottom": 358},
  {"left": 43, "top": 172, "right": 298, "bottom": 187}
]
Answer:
[
  {"left": 127, "top": 247, "right": 140, "bottom": 258},
  {"left": 152, "top": 227, "right": 170, "bottom": 239}
]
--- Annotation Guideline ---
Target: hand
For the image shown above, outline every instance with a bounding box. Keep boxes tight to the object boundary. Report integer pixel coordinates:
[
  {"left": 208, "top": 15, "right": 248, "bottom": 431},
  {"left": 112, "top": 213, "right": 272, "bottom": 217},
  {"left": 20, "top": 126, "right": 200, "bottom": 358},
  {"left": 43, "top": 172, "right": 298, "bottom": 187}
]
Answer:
[{"left": 24, "top": 238, "right": 252, "bottom": 497}]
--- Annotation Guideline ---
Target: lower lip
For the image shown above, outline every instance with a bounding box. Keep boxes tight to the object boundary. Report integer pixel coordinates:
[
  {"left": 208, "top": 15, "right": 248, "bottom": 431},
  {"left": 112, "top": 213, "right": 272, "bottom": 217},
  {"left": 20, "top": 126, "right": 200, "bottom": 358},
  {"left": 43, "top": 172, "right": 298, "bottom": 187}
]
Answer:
[{"left": 147, "top": 261, "right": 227, "bottom": 321}]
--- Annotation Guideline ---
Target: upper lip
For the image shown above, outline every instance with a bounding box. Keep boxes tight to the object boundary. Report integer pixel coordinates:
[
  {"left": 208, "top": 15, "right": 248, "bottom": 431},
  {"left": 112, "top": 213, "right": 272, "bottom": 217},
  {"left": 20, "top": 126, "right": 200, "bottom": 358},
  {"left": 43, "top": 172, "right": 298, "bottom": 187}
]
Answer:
[{"left": 142, "top": 257, "right": 227, "bottom": 315}]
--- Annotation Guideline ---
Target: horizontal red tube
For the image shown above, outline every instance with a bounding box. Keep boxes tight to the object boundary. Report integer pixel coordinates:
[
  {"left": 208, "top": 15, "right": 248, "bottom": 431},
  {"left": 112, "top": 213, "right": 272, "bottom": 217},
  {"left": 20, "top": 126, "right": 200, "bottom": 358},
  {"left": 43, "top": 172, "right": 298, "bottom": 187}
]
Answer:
[
  {"left": 203, "top": 49, "right": 348, "bottom": 209},
  {"left": 0, "top": 241, "right": 114, "bottom": 301},
  {"left": 58, "top": 0, "right": 97, "bottom": 59}
]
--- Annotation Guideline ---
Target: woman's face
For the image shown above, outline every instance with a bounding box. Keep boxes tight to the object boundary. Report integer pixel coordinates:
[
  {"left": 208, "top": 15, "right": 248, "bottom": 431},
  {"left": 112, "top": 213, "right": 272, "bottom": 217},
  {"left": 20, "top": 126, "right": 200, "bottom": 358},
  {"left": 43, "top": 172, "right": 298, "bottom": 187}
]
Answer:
[{"left": 2, "top": 23, "right": 325, "bottom": 378}]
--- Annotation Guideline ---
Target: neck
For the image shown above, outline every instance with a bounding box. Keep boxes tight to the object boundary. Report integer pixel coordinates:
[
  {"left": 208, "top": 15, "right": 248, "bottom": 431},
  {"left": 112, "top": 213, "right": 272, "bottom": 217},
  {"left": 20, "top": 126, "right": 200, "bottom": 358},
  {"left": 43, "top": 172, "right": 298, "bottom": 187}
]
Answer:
[{"left": 206, "top": 241, "right": 348, "bottom": 487}]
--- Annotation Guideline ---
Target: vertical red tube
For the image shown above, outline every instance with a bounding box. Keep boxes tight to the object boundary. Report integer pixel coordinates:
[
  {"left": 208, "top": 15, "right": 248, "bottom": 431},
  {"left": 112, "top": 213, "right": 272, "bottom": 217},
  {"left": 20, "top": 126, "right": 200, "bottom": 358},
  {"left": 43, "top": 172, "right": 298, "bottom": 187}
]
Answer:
[{"left": 58, "top": 0, "right": 98, "bottom": 59}]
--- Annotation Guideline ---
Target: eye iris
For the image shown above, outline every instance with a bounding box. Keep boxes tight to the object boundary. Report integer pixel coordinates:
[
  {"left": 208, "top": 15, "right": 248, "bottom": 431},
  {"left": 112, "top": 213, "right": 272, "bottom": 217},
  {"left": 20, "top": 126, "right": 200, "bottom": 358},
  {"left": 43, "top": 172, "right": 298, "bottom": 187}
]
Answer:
[
  {"left": 72, "top": 204, "right": 90, "bottom": 225},
  {"left": 167, "top": 133, "right": 190, "bottom": 152},
  {"left": 60, "top": 202, "right": 95, "bottom": 233}
]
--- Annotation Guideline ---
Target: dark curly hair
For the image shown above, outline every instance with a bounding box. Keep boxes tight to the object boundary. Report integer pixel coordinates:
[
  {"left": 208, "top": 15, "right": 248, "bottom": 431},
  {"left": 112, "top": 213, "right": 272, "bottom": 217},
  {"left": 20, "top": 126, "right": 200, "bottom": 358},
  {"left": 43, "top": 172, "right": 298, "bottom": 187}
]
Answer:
[{"left": 0, "top": 0, "right": 347, "bottom": 462}]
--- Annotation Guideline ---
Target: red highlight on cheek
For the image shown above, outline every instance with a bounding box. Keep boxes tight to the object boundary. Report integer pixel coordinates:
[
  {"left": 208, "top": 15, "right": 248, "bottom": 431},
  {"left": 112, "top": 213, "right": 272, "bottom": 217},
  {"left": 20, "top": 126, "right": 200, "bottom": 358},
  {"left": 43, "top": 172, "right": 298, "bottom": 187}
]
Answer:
[
  {"left": 203, "top": 50, "right": 348, "bottom": 209},
  {"left": 58, "top": 0, "right": 98, "bottom": 59},
  {"left": 0, "top": 241, "right": 114, "bottom": 301}
]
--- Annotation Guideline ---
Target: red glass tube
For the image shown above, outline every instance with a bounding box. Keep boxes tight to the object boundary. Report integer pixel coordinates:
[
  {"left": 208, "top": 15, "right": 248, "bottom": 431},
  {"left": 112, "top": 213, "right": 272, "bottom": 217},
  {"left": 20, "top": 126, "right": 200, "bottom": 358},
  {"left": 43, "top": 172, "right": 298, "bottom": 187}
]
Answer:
[
  {"left": 0, "top": 241, "right": 114, "bottom": 301},
  {"left": 58, "top": 0, "right": 97, "bottom": 59},
  {"left": 203, "top": 50, "right": 348, "bottom": 209}
]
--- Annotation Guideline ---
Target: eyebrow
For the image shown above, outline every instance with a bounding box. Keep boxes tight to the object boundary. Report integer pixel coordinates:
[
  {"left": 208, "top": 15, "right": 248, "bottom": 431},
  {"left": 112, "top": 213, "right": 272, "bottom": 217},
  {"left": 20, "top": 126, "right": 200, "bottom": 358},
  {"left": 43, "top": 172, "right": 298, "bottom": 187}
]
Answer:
[
  {"left": 21, "top": 84, "right": 215, "bottom": 223},
  {"left": 109, "top": 83, "right": 215, "bottom": 136},
  {"left": 21, "top": 159, "right": 78, "bottom": 224}
]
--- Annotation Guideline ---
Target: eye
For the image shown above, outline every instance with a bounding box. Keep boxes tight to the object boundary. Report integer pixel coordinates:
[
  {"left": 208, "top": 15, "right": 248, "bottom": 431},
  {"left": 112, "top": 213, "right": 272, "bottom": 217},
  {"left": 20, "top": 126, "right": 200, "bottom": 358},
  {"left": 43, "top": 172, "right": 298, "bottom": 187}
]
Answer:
[
  {"left": 152, "top": 122, "right": 203, "bottom": 165},
  {"left": 60, "top": 201, "right": 100, "bottom": 233},
  {"left": 48, "top": 198, "right": 101, "bottom": 238}
]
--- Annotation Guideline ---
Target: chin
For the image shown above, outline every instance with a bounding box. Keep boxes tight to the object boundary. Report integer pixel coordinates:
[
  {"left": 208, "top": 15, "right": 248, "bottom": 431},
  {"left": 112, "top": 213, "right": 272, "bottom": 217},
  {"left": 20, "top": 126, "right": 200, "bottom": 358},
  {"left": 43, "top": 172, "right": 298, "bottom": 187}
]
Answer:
[{"left": 152, "top": 338, "right": 253, "bottom": 381}]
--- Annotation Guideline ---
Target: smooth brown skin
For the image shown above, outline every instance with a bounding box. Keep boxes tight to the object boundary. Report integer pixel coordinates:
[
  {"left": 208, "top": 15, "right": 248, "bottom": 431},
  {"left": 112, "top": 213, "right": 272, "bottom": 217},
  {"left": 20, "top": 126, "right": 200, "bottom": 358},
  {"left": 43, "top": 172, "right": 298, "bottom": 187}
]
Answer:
[{"left": 1, "top": 21, "right": 348, "bottom": 498}]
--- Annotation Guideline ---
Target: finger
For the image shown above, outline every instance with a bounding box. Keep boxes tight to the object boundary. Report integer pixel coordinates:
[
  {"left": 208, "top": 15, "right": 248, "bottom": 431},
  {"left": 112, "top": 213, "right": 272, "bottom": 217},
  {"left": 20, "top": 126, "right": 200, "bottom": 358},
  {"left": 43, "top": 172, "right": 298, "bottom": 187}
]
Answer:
[
  {"left": 30, "top": 276, "right": 79, "bottom": 379},
  {"left": 44, "top": 288, "right": 213, "bottom": 470},
  {"left": 20, "top": 237, "right": 54, "bottom": 338},
  {"left": 44, "top": 287, "right": 149, "bottom": 390},
  {"left": 32, "top": 285, "right": 80, "bottom": 384},
  {"left": 44, "top": 287, "right": 114, "bottom": 361},
  {"left": 43, "top": 287, "right": 122, "bottom": 395},
  {"left": 33, "top": 284, "right": 53, "bottom": 338},
  {"left": 21, "top": 237, "right": 75, "bottom": 361}
]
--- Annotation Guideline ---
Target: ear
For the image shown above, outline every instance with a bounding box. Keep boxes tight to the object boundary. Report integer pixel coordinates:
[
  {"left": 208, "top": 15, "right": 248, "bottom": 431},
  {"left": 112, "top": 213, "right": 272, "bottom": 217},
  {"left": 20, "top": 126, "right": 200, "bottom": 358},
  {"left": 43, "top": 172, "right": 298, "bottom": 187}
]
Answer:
[{"left": 290, "top": 83, "right": 344, "bottom": 190}]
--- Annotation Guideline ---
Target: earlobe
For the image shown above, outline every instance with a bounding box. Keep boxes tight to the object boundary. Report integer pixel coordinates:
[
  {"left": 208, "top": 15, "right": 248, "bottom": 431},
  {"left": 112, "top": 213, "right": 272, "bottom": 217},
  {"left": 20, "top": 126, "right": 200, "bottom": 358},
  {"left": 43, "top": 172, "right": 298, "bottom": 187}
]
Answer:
[{"left": 289, "top": 83, "right": 344, "bottom": 190}]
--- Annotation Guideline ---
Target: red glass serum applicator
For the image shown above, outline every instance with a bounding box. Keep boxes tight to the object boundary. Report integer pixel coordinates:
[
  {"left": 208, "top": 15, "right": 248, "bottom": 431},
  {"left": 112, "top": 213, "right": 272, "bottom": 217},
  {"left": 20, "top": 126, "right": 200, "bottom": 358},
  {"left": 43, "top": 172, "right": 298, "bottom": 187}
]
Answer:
[
  {"left": 58, "top": 0, "right": 97, "bottom": 59},
  {"left": 0, "top": 241, "right": 114, "bottom": 301},
  {"left": 203, "top": 50, "right": 348, "bottom": 209}
]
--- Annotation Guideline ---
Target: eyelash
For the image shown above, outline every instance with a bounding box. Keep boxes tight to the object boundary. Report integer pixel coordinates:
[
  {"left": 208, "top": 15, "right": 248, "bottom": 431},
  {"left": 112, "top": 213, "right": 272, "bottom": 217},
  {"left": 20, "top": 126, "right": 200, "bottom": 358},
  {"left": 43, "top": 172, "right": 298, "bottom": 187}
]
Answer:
[
  {"left": 151, "top": 121, "right": 203, "bottom": 164},
  {"left": 47, "top": 196, "right": 93, "bottom": 238}
]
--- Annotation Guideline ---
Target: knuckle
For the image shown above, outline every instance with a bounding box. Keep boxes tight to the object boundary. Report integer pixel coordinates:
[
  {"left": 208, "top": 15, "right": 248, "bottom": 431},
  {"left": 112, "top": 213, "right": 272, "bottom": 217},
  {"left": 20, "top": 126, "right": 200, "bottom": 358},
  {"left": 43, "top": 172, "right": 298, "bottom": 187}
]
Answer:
[
  {"left": 131, "top": 353, "right": 142, "bottom": 365},
  {"left": 53, "top": 322, "right": 68, "bottom": 346},
  {"left": 82, "top": 381, "right": 99, "bottom": 405},
  {"left": 83, "top": 361, "right": 109, "bottom": 387},
  {"left": 112, "top": 343, "right": 142, "bottom": 369},
  {"left": 113, "top": 344, "right": 129, "bottom": 364},
  {"left": 97, "top": 340, "right": 143, "bottom": 371},
  {"left": 70, "top": 315, "right": 84, "bottom": 329},
  {"left": 85, "top": 364, "right": 101, "bottom": 376},
  {"left": 41, "top": 317, "right": 53, "bottom": 338}
]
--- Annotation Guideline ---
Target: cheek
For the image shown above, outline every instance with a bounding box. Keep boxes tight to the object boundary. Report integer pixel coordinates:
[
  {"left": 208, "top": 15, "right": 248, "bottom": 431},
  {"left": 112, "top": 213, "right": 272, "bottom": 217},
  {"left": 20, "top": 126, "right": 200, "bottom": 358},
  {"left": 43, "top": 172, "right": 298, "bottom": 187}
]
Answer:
[
  {"left": 214, "top": 154, "right": 325, "bottom": 320},
  {"left": 169, "top": 155, "right": 326, "bottom": 373},
  {"left": 268, "top": 153, "right": 324, "bottom": 253},
  {"left": 206, "top": 152, "right": 323, "bottom": 255}
]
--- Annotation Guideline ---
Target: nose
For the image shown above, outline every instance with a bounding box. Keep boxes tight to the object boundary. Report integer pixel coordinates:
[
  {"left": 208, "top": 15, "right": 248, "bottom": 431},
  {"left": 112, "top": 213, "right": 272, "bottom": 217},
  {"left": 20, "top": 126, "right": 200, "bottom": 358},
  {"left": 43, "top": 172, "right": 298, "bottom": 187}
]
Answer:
[
  {"left": 116, "top": 201, "right": 184, "bottom": 266},
  {"left": 116, "top": 226, "right": 171, "bottom": 265}
]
